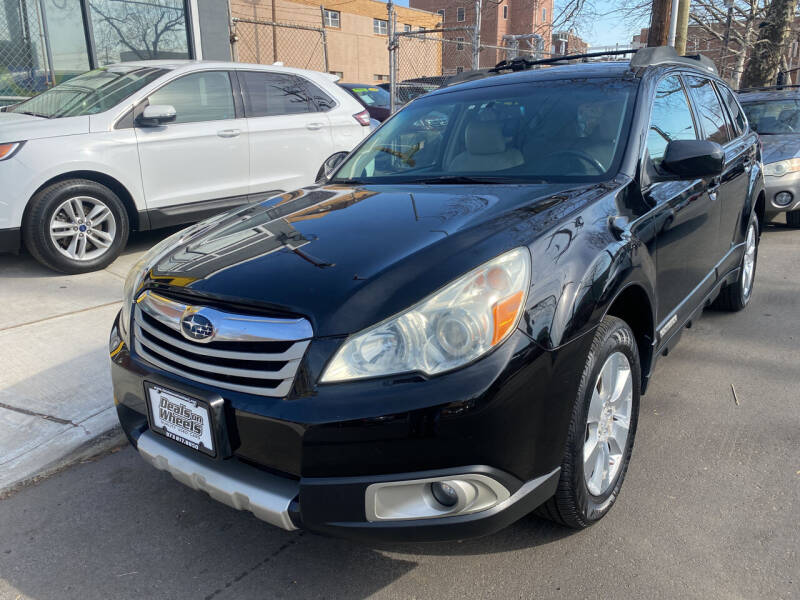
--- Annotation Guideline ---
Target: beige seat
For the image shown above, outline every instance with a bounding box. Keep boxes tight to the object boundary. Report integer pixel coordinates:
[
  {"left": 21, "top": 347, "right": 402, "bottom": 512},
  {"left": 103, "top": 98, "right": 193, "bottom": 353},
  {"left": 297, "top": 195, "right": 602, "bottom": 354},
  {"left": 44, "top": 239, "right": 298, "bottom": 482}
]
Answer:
[{"left": 449, "top": 120, "right": 524, "bottom": 172}]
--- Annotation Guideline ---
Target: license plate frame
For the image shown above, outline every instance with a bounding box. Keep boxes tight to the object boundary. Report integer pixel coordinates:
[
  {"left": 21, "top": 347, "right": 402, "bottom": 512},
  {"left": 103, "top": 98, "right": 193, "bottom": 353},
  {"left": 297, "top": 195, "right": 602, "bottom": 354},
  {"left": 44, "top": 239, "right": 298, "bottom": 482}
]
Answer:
[{"left": 145, "top": 383, "right": 217, "bottom": 457}]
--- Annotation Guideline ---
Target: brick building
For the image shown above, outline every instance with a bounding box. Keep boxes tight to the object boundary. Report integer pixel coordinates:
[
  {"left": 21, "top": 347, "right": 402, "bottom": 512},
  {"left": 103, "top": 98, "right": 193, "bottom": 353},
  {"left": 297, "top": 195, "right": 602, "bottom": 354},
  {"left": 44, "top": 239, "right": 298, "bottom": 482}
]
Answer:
[
  {"left": 231, "top": 0, "right": 439, "bottom": 83},
  {"left": 408, "top": 0, "right": 555, "bottom": 68},
  {"left": 552, "top": 29, "right": 588, "bottom": 56}
]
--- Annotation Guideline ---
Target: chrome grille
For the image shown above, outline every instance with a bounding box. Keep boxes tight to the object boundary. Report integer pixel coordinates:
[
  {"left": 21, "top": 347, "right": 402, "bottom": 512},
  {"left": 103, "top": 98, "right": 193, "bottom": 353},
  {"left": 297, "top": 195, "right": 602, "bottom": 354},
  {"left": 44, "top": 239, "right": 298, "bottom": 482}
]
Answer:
[{"left": 132, "top": 291, "right": 312, "bottom": 397}]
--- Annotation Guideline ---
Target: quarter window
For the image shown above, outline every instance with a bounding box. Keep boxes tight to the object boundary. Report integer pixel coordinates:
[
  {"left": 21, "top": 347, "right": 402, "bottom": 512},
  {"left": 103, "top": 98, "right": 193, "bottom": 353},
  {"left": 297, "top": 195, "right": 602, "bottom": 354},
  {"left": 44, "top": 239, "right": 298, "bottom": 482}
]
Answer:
[
  {"left": 323, "top": 9, "right": 340, "bottom": 28},
  {"left": 685, "top": 75, "right": 732, "bottom": 145},
  {"left": 240, "top": 72, "right": 313, "bottom": 117},
  {"left": 717, "top": 84, "right": 747, "bottom": 136},
  {"left": 457, "top": 7, "right": 465, "bottom": 21},
  {"left": 374, "top": 19, "right": 388, "bottom": 35},
  {"left": 647, "top": 75, "right": 698, "bottom": 165},
  {"left": 147, "top": 71, "right": 234, "bottom": 124}
]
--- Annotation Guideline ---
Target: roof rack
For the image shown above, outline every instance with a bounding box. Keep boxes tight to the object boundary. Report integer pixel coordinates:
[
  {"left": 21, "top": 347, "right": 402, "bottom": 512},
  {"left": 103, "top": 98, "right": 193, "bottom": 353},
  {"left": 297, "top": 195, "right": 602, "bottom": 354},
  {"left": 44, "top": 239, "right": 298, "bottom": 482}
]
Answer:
[
  {"left": 488, "top": 45, "right": 717, "bottom": 76},
  {"left": 738, "top": 84, "right": 800, "bottom": 93}
]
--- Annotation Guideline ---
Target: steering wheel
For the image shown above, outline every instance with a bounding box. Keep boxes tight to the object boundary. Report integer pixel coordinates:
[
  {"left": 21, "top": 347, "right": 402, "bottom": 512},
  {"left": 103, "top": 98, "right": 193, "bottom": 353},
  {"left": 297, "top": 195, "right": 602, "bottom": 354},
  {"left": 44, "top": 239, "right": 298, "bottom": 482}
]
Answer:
[{"left": 547, "top": 150, "right": 606, "bottom": 175}]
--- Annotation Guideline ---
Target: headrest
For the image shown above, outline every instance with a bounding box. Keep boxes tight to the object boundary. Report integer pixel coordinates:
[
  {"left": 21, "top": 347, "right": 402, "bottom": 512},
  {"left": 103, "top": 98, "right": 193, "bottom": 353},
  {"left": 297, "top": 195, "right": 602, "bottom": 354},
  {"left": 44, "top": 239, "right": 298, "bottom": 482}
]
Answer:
[{"left": 465, "top": 120, "right": 506, "bottom": 155}]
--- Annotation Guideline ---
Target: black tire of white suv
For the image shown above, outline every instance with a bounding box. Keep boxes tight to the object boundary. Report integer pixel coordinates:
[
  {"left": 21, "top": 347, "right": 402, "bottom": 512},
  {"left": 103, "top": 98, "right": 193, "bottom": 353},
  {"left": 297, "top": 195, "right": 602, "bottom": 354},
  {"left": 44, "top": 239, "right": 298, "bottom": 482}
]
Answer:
[{"left": 23, "top": 179, "right": 130, "bottom": 274}]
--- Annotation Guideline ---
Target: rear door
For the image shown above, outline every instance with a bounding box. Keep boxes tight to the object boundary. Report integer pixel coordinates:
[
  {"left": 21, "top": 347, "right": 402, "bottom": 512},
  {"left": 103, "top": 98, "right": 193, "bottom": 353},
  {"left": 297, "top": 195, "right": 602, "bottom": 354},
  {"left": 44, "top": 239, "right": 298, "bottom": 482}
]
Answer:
[
  {"left": 239, "top": 71, "right": 335, "bottom": 197},
  {"left": 135, "top": 70, "right": 249, "bottom": 217},
  {"left": 644, "top": 74, "right": 720, "bottom": 329}
]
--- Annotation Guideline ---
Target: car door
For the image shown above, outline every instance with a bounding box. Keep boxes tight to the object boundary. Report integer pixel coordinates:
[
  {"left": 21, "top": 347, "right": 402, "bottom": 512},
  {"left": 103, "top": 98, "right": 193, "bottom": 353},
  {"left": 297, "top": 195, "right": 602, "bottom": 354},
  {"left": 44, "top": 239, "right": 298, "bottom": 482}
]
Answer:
[
  {"left": 715, "top": 83, "right": 756, "bottom": 269},
  {"left": 644, "top": 73, "right": 720, "bottom": 330},
  {"left": 684, "top": 75, "right": 748, "bottom": 269},
  {"left": 134, "top": 70, "right": 250, "bottom": 220},
  {"left": 239, "top": 71, "right": 335, "bottom": 197}
]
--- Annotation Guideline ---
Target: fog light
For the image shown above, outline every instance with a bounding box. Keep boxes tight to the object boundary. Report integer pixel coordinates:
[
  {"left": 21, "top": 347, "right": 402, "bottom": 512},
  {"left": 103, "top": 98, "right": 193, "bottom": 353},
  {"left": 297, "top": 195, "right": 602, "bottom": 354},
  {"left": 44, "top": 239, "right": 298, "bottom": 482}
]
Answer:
[
  {"left": 365, "top": 473, "right": 511, "bottom": 522},
  {"left": 775, "top": 191, "right": 793, "bottom": 207},
  {"left": 431, "top": 481, "right": 459, "bottom": 507}
]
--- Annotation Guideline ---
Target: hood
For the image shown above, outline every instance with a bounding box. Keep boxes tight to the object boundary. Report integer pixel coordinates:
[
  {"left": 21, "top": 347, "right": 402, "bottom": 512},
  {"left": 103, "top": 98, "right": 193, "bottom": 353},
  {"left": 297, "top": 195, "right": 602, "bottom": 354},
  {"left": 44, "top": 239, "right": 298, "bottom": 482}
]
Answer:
[
  {"left": 147, "top": 182, "right": 599, "bottom": 336},
  {"left": 759, "top": 133, "right": 800, "bottom": 164},
  {"left": 0, "top": 111, "right": 89, "bottom": 143}
]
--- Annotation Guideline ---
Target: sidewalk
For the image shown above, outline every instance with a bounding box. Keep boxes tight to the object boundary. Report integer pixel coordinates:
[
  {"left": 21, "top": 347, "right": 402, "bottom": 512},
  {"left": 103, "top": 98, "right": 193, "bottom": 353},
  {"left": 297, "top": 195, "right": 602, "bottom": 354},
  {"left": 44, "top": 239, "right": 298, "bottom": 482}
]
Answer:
[{"left": 0, "top": 232, "right": 166, "bottom": 495}]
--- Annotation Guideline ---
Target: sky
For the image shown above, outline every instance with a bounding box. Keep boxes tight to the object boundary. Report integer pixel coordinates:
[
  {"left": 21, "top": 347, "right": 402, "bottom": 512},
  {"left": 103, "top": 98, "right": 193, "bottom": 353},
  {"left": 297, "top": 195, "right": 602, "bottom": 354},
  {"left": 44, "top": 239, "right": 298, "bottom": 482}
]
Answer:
[{"left": 388, "top": 0, "right": 648, "bottom": 48}]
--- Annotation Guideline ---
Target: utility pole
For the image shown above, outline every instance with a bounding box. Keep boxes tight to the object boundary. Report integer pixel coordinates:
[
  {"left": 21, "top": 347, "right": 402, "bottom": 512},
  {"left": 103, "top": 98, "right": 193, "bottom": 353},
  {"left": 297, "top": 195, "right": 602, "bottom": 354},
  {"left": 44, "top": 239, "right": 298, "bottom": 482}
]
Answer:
[
  {"left": 721, "top": 0, "right": 735, "bottom": 80},
  {"left": 667, "top": 0, "right": 680, "bottom": 46},
  {"left": 675, "top": 0, "right": 690, "bottom": 55},
  {"left": 473, "top": 0, "right": 482, "bottom": 69},
  {"left": 388, "top": 0, "right": 397, "bottom": 114},
  {"left": 647, "top": 0, "right": 672, "bottom": 47}
]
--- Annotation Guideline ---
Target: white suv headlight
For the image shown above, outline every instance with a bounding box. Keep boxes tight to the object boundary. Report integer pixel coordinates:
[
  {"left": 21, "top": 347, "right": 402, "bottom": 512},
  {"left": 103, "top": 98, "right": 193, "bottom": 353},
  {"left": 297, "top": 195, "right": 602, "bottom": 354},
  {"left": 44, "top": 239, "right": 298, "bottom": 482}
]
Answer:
[{"left": 321, "top": 247, "right": 531, "bottom": 383}]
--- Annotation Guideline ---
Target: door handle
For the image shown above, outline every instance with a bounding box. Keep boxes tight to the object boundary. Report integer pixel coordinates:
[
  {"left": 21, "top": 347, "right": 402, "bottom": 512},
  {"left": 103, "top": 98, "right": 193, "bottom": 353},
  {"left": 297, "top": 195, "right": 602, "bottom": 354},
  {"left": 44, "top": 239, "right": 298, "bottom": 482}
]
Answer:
[
  {"left": 306, "top": 122, "right": 324, "bottom": 131},
  {"left": 217, "top": 129, "right": 241, "bottom": 138}
]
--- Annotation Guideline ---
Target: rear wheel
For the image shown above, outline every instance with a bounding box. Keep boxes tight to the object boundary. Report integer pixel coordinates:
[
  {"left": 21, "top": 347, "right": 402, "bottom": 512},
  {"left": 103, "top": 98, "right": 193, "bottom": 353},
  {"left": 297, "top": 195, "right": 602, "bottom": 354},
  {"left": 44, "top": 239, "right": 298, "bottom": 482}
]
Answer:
[
  {"left": 23, "top": 179, "right": 129, "bottom": 274},
  {"left": 537, "top": 316, "right": 641, "bottom": 529},
  {"left": 711, "top": 215, "right": 758, "bottom": 311},
  {"left": 786, "top": 210, "right": 800, "bottom": 228}
]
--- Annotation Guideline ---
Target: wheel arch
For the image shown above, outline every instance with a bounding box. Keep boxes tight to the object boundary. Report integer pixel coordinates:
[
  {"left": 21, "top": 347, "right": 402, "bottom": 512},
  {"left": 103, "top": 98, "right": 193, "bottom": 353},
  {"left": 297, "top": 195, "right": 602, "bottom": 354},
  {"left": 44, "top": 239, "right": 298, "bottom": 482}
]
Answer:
[
  {"left": 603, "top": 282, "right": 655, "bottom": 394},
  {"left": 24, "top": 170, "right": 142, "bottom": 232}
]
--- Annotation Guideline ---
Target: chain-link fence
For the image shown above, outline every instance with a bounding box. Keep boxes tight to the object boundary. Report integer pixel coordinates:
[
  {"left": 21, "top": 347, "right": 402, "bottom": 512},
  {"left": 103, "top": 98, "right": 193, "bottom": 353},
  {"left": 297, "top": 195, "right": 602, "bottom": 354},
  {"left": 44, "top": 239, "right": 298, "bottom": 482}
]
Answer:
[
  {"left": 231, "top": 17, "right": 328, "bottom": 73},
  {"left": 0, "top": 0, "right": 51, "bottom": 102}
]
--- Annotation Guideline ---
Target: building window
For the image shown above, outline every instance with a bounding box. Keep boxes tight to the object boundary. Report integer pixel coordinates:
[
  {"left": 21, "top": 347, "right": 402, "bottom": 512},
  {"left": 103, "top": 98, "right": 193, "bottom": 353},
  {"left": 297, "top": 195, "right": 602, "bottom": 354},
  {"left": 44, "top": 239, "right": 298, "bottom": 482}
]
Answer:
[
  {"left": 456, "top": 66, "right": 464, "bottom": 73},
  {"left": 373, "top": 18, "right": 388, "bottom": 35},
  {"left": 542, "top": 7, "right": 547, "bottom": 22},
  {"left": 374, "top": 74, "right": 389, "bottom": 82},
  {"left": 404, "top": 24, "right": 412, "bottom": 32},
  {"left": 457, "top": 7, "right": 465, "bottom": 22},
  {"left": 437, "top": 8, "right": 445, "bottom": 20},
  {"left": 329, "top": 71, "right": 343, "bottom": 78},
  {"left": 456, "top": 36, "right": 464, "bottom": 50},
  {"left": 323, "top": 9, "right": 340, "bottom": 28},
  {"left": 89, "top": 0, "right": 190, "bottom": 65},
  {"left": 503, "top": 5, "right": 508, "bottom": 19}
]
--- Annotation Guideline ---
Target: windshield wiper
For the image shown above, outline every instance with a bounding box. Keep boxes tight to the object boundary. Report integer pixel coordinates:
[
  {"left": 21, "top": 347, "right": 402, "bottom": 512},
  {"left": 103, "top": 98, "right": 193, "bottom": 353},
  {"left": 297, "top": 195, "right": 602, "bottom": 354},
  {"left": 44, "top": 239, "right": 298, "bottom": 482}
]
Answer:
[
  {"left": 15, "top": 110, "right": 50, "bottom": 118},
  {"left": 414, "top": 175, "right": 522, "bottom": 184}
]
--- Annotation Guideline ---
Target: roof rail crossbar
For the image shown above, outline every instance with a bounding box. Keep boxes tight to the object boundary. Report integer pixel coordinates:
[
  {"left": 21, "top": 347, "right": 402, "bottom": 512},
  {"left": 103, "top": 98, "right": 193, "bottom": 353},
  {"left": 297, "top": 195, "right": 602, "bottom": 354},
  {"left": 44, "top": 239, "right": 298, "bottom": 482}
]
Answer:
[
  {"left": 630, "top": 46, "right": 717, "bottom": 74},
  {"left": 491, "top": 48, "right": 635, "bottom": 73}
]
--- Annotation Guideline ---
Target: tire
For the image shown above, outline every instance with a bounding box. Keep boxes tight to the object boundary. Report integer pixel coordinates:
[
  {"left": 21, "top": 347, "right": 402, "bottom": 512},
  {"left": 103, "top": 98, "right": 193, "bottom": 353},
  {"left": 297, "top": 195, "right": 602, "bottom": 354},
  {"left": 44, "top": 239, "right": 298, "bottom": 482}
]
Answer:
[
  {"left": 22, "top": 179, "right": 130, "bottom": 274},
  {"left": 711, "top": 215, "right": 759, "bottom": 312},
  {"left": 537, "top": 316, "right": 641, "bottom": 529},
  {"left": 786, "top": 210, "right": 800, "bottom": 228}
]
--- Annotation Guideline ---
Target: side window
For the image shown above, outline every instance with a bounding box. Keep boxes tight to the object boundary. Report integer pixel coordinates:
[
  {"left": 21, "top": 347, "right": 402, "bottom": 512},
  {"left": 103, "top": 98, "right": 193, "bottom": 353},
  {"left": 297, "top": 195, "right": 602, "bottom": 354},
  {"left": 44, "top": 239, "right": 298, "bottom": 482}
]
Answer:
[
  {"left": 240, "top": 72, "right": 313, "bottom": 117},
  {"left": 684, "top": 75, "right": 732, "bottom": 145},
  {"left": 647, "top": 75, "right": 698, "bottom": 165},
  {"left": 717, "top": 84, "right": 747, "bottom": 136},
  {"left": 300, "top": 78, "right": 336, "bottom": 111},
  {"left": 147, "top": 71, "right": 235, "bottom": 124}
]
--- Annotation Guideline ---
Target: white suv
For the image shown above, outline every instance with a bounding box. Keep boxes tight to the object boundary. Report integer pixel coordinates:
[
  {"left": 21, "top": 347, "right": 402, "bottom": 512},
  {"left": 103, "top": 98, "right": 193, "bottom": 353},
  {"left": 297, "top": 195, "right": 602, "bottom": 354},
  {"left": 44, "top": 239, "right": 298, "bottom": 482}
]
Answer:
[{"left": 0, "top": 61, "right": 371, "bottom": 273}]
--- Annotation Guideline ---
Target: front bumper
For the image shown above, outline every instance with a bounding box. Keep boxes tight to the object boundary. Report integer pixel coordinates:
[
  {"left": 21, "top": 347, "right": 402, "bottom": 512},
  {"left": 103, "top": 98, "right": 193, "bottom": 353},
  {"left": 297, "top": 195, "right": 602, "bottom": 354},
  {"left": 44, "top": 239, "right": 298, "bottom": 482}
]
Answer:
[
  {"left": 764, "top": 171, "right": 800, "bottom": 217},
  {"left": 111, "top": 313, "right": 588, "bottom": 541}
]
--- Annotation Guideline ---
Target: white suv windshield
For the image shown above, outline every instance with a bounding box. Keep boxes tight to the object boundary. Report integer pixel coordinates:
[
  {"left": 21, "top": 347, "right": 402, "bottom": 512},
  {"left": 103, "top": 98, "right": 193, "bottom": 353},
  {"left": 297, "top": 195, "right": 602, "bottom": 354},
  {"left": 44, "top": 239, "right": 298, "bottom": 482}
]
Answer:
[{"left": 9, "top": 66, "right": 167, "bottom": 119}]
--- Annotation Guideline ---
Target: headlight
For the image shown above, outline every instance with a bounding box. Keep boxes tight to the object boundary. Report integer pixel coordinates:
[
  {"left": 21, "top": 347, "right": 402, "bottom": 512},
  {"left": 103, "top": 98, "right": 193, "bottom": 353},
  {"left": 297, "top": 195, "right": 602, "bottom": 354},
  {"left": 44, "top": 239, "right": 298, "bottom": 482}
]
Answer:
[
  {"left": 0, "top": 141, "right": 23, "bottom": 161},
  {"left": 764, "top": 158, "right": 800, "bottom": 177},
  {"left": 321, "top": 247, "right": 531, "bottom": 383}
]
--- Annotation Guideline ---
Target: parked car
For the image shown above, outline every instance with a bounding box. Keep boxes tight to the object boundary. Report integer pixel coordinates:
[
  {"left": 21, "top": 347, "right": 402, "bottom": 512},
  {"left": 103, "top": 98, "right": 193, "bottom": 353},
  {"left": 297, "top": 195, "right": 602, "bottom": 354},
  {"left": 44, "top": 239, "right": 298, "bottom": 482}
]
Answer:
[
  {"left": 738, "top": 87, "right": 800, "bottom": 227},
  {"left": 338, "top": 84, "right": 391, "bottom": 122},
  {"left": 0, "top": 61, "right": 370, "bottom": 273},
  {"left": 110, "top": 47, "right": 764, "bottom": 542},
  {"left": 378, "top": 81, "right": 436, "bottom": 106}
]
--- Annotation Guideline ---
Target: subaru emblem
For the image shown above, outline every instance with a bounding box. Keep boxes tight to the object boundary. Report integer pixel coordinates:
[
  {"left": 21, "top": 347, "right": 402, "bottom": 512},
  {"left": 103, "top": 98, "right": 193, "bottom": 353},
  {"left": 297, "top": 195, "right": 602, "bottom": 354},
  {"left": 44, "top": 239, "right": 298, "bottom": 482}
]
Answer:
[{"left": 180, "top": 311, "right": 215, "bottom": 342}]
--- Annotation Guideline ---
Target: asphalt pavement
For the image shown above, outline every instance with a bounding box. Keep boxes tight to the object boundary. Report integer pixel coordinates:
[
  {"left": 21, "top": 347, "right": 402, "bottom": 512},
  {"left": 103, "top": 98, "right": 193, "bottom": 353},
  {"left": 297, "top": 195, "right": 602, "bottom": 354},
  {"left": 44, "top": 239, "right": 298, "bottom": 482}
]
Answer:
[{"left": 0, "top": 221, "right": 798, "bottom": 600}]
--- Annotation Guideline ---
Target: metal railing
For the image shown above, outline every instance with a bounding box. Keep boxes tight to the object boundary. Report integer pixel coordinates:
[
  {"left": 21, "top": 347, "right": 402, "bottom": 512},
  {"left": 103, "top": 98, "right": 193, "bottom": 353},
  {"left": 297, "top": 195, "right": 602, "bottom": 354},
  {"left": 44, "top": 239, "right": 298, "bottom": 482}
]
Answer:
[{"left": 230, "top": 17, "right": 328, "bottom": 73}]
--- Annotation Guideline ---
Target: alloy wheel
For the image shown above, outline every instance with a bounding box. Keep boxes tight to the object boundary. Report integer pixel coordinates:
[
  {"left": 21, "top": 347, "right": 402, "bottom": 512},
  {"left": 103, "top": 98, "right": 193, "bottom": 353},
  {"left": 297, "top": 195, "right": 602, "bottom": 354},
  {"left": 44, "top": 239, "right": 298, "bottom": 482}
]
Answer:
[
  {"left": 583, "top": 351, "right": 633, "bottom": 497},
  {"left": 49, "top": 196, "right": 117, "bottom": 261},
  {"left": 741, "top": 222, "right": 756, "bottom": 299}
]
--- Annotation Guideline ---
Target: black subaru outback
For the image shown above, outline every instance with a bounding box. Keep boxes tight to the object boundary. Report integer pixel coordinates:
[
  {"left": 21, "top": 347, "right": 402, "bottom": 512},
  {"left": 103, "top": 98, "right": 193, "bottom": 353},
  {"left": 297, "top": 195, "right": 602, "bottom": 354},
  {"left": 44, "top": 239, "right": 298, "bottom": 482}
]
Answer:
[{"left": 110, "top": 47, "right": 764, "bottom": 541}]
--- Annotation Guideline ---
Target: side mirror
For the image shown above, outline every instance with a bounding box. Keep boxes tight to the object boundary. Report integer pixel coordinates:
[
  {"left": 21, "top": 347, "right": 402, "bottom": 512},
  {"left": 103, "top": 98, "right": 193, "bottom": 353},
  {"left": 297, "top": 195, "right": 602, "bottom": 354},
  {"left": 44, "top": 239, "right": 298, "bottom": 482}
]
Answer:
[
  {"left": 138, "top": 104, "right": 176, "bottom": 127},
  {"left": 316, "top": 151, "right": 348, "bottom": 184},
  {"left": 660, "top": 139, "right": 724, "bottom": 179}
]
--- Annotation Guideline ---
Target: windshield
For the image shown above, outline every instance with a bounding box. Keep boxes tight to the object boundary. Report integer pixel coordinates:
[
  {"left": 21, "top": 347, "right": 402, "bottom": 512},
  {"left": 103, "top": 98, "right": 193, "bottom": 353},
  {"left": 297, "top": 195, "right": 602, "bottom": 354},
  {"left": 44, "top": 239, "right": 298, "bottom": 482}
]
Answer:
[
  {"left": 9, "top": 66, "right": 167, "bottom": 119},
  {"left": 347, "top": 86, "right": 391, "bottom": 109},
  {"left": 741, "top": 99, "right": 800, "bottom": 135},
  {"left": 333, "top": 78, "right": 637, "bottom": 184}
]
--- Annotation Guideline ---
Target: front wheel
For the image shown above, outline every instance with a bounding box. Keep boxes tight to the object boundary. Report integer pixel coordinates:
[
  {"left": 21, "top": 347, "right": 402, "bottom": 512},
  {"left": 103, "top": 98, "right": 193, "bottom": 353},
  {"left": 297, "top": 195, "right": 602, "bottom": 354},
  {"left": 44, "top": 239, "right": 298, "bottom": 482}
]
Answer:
[
  {"left": 537, "top": 316, "right": 641, "bottom": 529},
  {"left": 711, "top": 215, "right": 759, "bottom": 311},
  {"left": 22, "top": 179, "right": 129, "bottom": 274}
]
